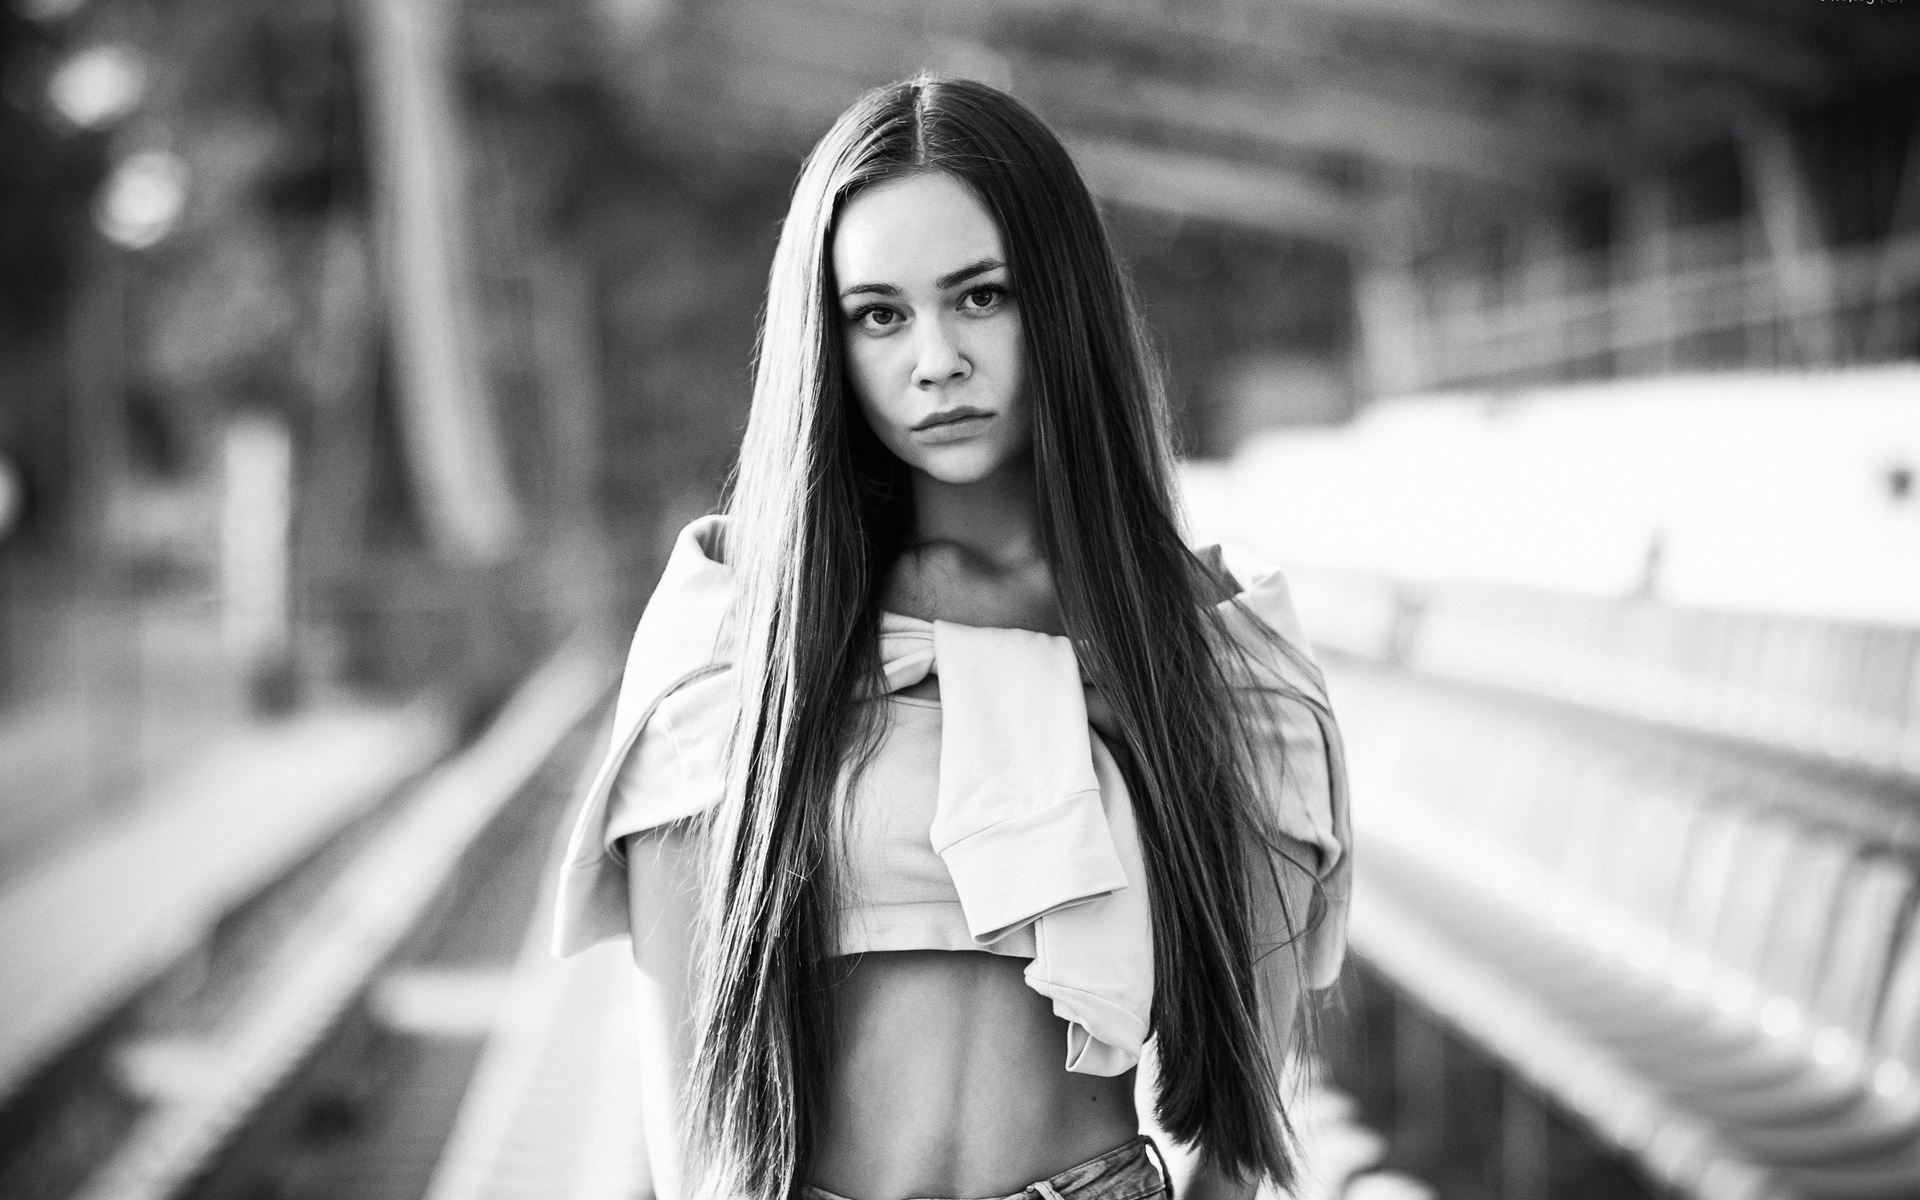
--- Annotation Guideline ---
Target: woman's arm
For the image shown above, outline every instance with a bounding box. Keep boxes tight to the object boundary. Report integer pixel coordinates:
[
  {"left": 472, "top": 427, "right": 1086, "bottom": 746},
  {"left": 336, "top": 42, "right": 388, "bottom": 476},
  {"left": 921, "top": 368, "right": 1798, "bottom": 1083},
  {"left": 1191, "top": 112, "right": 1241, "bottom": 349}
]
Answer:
[{"left": 626, "top": 823, "right": 704, "bottom": 1200}]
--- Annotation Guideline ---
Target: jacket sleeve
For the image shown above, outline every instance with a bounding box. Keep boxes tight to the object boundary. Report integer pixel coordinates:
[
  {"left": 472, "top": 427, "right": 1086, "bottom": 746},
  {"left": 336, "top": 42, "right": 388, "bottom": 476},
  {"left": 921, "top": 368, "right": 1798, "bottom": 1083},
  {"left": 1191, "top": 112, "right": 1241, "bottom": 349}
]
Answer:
[
  {"left": 1239, "top": 667, "right": 1352, "bottom": 991},
  {"left": 553, "top": 513, "right": 740, "bottom": 957},
  {"left": 603, "top": 667, "right": 733, "bottom": 861},
  {"left": 1211, "top": 545, "right": 1354, "bottom": 991},
  {"left": 551, "top": 659, "right": 733, "bottom": 957}
]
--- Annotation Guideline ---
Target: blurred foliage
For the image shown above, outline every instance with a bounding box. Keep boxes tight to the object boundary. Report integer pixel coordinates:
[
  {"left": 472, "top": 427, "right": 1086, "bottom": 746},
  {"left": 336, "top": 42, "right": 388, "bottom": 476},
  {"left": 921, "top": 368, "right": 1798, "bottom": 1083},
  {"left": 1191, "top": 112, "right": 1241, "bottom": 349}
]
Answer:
[
  {"left": 135, "top": 1, "right": 367, "bottom": 432},
  {"left": 0, "top": 9, "right": 106, "bottom": 338},
  {"left": 463, "top": 0, "right": 795, "bottom": 581},
  {"left": 0, "top": 0, "right": 381, "bottom": 557}
]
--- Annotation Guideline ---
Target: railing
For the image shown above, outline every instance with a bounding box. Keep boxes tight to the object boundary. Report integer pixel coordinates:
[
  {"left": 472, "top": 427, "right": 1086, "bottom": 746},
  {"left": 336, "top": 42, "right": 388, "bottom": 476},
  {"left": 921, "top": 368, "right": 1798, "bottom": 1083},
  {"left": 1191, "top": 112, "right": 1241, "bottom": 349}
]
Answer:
[
  {"left": 1364, "top": 226, "right": 1920, "bottom": 393},
  {"left": 1296, "top": 573, "right": 1920, "bottom": 788}
]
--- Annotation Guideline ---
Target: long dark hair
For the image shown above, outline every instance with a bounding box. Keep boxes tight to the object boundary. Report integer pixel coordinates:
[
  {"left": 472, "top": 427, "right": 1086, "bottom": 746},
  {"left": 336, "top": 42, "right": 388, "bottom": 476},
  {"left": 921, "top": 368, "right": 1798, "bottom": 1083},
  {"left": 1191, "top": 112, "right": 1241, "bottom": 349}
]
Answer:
[{"left": 691, "top": 73, "right": 1318, "bottom": 1199}]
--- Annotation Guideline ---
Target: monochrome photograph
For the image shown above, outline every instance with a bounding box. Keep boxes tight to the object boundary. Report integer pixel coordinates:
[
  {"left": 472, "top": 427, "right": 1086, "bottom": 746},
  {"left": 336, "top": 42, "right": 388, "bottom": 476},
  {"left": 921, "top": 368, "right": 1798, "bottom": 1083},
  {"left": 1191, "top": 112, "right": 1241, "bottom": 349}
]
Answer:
[{"left": 1, "top": 3, "right": 1918, "bottom": 1200}]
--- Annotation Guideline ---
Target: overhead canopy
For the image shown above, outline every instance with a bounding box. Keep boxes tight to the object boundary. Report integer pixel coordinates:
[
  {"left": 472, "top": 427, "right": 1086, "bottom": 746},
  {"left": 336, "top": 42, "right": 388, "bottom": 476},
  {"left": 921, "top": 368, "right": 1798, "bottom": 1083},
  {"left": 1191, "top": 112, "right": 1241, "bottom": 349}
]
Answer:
[{"left": 579, "top": 0, "right": 1920, "bottom": 248}]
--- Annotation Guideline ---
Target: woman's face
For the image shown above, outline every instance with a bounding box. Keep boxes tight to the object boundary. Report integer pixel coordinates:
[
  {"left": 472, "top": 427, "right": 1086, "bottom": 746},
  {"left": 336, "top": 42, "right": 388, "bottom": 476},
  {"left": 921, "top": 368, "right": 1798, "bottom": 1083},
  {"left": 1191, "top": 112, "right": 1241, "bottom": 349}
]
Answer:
[{"left": 831, "top": 171, "right": 1031, "bottom": 486}]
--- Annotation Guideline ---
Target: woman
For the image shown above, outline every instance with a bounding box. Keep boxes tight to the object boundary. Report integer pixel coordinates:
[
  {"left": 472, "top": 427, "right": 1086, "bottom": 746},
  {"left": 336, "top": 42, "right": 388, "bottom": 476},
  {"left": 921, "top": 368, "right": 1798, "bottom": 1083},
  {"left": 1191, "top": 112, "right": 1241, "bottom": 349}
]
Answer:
[{"left": 553, "top": 76, "right": 1351, "bottom": 1200}]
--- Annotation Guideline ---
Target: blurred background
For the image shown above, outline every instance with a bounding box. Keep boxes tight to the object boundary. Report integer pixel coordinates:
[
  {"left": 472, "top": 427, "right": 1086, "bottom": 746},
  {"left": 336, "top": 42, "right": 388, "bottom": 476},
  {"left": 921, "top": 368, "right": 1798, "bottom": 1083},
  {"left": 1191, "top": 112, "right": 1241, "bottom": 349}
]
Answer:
[{"left": 1, "top": 2, "right": 1918, "bottom": 1199}]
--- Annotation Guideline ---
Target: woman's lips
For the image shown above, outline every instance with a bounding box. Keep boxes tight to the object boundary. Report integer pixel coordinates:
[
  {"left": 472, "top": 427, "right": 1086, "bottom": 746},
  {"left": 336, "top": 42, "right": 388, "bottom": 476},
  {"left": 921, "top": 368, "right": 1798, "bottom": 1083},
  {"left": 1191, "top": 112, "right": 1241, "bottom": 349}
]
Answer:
[{"left": 909, "top": 412, "right": 994, "bottom": 444}]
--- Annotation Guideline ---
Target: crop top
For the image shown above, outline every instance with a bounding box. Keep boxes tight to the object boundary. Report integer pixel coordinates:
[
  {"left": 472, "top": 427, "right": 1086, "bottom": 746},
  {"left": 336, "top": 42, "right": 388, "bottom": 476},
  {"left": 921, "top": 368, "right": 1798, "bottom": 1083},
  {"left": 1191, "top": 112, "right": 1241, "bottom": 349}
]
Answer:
[{"left": 551, "top": 514, "right": 1352, "bottom": 1078}]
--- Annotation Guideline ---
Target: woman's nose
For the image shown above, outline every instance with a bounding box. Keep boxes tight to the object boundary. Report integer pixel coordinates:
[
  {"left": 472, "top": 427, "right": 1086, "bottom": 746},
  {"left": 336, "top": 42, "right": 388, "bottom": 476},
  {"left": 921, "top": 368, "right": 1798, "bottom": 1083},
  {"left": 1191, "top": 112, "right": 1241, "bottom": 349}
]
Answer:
[{"left": 911, "top": 315, "right": 970, "bottom": 387}]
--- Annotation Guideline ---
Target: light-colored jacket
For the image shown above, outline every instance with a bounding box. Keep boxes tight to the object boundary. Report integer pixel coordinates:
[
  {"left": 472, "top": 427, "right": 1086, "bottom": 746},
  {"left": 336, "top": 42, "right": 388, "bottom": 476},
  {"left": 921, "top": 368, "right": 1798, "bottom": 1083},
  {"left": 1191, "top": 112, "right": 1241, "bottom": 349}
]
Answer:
[{"left": 552, "top": 514, "right": 1352, "bottom": 1074}]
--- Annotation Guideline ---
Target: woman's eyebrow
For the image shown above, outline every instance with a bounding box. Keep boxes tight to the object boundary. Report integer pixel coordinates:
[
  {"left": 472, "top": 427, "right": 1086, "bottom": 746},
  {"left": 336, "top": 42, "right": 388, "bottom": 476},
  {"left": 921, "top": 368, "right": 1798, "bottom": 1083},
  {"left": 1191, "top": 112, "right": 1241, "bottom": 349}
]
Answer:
[
  {"left": 936, "top": 258, "right": 1005, "bottom": 289},
  {"left": 837, "top": 258, "right": 1006, "bottom": 300}
]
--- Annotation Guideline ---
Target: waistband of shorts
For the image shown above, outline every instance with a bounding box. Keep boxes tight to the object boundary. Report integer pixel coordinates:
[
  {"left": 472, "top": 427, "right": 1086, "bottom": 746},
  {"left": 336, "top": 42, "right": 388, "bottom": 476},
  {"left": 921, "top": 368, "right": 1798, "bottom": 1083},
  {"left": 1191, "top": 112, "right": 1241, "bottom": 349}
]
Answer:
[{"left": 799, "top": 1133, "right": 1167, "bottom": 1200}]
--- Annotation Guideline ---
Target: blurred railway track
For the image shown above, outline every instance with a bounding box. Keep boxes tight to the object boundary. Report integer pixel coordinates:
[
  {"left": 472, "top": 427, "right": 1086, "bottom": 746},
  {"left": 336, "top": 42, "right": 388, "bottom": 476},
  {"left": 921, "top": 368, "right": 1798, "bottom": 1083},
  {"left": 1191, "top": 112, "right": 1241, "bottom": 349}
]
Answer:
[{"left": 0, "top": 644, "right": 612, "bottom": 1200}]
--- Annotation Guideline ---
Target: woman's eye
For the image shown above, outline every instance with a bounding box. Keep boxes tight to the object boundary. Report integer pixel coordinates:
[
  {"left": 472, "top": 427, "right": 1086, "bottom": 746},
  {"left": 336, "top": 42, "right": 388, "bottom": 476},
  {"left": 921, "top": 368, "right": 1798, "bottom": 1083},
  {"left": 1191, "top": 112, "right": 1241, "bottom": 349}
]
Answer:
[
  {"left": 961, "top": 285, "right": 1008, "bottom": 313},
  {"left": 850, "top": 305, "right": 901, "bottom": 333}
]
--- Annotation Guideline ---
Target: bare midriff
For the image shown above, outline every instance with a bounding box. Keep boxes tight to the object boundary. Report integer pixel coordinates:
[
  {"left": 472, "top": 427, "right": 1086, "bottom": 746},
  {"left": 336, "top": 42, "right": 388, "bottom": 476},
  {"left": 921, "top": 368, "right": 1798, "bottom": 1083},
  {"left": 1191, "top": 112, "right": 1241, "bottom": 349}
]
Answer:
[{"left": 808, "top": 949, "right": 1139, "bottom": 1200}]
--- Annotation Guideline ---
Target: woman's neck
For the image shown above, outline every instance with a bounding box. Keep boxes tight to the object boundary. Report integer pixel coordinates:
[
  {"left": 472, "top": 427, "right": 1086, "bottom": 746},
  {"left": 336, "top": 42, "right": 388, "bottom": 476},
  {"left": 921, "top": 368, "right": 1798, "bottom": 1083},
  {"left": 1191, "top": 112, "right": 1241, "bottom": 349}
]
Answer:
[{"left": 909, "top": 453, "right": 1042, "bottom": 571}]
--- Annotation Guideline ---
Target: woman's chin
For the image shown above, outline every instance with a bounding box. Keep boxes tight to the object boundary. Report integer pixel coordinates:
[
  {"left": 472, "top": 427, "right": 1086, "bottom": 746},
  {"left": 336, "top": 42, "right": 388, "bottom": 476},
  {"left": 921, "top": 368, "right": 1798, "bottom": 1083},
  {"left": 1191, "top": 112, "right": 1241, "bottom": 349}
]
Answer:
[{"left": 907, "top": 447, "right": 1021, "bottom": 487}]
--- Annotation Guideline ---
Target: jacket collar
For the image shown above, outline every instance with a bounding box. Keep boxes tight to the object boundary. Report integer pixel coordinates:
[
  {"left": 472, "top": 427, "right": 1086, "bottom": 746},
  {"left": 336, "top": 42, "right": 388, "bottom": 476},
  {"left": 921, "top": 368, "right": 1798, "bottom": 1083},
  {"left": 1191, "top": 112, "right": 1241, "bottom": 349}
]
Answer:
[
  {"left": 643, "top": 512, "right": 1309, "bottom": 662},
  {"left": 618, "top": 513, "right": 1333, "bottom": 720}
]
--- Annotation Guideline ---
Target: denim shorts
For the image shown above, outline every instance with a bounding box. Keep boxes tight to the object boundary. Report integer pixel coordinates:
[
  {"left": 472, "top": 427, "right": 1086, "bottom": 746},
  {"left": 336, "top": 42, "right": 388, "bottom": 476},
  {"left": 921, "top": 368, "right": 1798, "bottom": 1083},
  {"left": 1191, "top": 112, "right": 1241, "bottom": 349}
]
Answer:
[{"left": 800, "top": 1134, "right": 1171, "bottom": 1200}]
